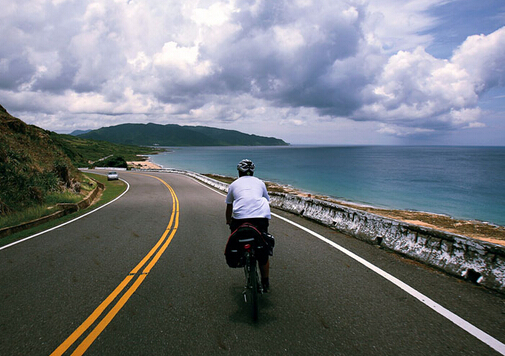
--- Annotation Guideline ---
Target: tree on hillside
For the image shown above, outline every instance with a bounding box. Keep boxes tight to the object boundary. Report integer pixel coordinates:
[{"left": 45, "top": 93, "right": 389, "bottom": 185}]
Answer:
[{"left": 93, "top": 156, "right": 127, "bottom": 168}]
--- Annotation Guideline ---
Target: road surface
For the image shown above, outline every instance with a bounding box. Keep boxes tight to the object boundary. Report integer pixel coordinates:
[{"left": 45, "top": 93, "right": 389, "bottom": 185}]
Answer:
[{"left": 1, "top": 171, "right": 504, "bottom": 355}]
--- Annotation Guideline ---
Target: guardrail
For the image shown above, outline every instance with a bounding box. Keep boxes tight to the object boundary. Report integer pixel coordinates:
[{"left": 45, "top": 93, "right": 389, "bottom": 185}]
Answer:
[{"left": 92, "top": 167, "right": 127, "bottom": 171}]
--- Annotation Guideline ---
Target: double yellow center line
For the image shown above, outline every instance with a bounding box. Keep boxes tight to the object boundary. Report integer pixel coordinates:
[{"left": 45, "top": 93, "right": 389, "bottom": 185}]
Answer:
[{"left": 51, "top": 175, "right": 179, "bottom": 356}]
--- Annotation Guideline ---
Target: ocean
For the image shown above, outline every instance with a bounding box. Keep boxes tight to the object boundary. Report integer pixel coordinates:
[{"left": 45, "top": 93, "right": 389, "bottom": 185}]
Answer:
[{"left": 149, "top": 146, "right": 505, "bottom": 227}]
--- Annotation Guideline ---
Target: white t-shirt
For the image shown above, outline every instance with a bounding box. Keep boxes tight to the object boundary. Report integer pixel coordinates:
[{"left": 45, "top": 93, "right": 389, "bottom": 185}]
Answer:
[{"left": 226, "top": 176, "right": 271, "bottom": 219}]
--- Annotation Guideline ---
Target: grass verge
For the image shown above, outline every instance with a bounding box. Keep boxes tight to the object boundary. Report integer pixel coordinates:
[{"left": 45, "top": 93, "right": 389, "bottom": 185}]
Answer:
[
  {"left": 0, "top": 173, "right": 127, "bottom": 248},
  {"left": 0, "top": 182, "right": 93, "bottom": 230}
]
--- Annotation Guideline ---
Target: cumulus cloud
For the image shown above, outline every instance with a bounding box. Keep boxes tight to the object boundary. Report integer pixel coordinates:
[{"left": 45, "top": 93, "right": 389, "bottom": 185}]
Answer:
[
  {"left": 0, "top": 0, "right": 504, "bottom": 143},
  {"left": 356, "top": 26, "right": 505, "bottom": 135},
  {"left": 452, "top": 26, "right": 505, "bottom": 92}
]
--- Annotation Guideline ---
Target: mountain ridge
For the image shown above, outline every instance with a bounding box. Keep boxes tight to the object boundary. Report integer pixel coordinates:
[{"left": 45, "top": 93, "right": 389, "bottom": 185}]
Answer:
[{"left": 77, "top": 123, "right": 289, "bottom": 146}]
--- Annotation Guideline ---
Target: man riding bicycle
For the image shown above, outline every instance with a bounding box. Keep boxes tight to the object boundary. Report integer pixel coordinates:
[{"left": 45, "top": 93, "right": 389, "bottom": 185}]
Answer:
[{"left": 226, "top": 159, "right": 271, "bottom": 291}]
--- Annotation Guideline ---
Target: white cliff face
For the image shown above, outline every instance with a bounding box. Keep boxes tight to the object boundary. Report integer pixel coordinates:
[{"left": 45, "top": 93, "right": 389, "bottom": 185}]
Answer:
[{"left": 147, "top": 169, "right": 505, "bottom": 294}]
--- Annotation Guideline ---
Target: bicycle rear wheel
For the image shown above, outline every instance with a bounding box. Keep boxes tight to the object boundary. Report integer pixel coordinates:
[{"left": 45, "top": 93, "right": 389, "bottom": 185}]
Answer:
[{"left": 249, "top": 257, "right": 259, "bottom": 321}]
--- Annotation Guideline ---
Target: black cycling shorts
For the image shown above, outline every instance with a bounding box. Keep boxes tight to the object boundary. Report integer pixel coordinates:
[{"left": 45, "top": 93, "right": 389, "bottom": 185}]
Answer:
[{"left": 230, "top": 218, "right": 269, "bottom": 233}]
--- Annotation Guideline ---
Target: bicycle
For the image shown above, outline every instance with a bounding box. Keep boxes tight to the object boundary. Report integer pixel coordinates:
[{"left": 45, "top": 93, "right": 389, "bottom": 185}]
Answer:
[
  {"left": 225, "top": 222, "right": 274, "bottom": 321},
  {"left": 242, "top": 243, "right": 263, "bottom": 321}
]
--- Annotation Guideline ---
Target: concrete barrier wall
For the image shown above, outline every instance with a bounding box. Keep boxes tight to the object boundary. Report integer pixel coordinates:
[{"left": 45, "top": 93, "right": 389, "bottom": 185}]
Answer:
[
  {"left": 180, "top": 170, "right": 505, "bottom": 294},
  {"left": 269, "top": 192, "right": 505, "bottom": 294},
  {"left": 0, "top": 210, "right": 67, "bottom": 239},
  {"left": 93, "top": 167, "right": 127, "bottom": 171}
]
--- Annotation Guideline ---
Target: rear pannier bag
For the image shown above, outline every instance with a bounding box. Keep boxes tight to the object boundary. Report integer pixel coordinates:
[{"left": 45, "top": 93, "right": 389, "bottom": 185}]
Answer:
[
  {"left": 262, "top": 231, "right": 275, "bottom": 256},
  {"left": 224, "top": 223, "right": 272, "bottom": 268}
]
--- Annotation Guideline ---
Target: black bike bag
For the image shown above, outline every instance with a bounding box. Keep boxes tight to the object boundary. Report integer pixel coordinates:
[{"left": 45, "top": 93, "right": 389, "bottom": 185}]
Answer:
[{"left": 224, "top": 223, "right": 269, "bottom": 268}]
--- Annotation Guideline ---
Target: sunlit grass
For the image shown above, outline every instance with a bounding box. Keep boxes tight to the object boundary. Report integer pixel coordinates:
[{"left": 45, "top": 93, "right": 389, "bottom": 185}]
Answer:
[
  {"left": 45, "top": 191, "right": 82, "bottom": 205},
  {"left": 0, "top": 192, "right": 83, "bottom": 229},
  {"left": 0, "top": 175, "right": 96, "bottom": 229}
]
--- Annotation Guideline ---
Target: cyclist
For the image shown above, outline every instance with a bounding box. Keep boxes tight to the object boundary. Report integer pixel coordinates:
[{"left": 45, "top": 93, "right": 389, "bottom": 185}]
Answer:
[{"left": 226, "top": 159, "right": 271, "bottom": 291}]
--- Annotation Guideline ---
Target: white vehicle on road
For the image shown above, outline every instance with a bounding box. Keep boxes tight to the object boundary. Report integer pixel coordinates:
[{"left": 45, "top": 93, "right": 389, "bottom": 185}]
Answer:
[{"left": 107, "top": 171, "right": 118, "bottom": 180}]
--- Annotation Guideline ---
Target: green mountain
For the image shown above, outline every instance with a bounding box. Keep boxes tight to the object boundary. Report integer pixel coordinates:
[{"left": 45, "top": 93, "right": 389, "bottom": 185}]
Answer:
[{"left": 77, "top": 123, "right": 289, "bottom": 146}]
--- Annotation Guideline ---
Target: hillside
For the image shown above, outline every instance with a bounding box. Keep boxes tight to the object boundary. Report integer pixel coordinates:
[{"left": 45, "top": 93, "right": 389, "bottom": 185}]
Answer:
[
  {"left": 0, "top": 105, "right": 78, "bottom": 214},
  {"left": 49, "top": 132, "right": 160, "bottom": 167},
  {"left": 0, "top": 106, "right": 160, "bottom": 216},
  {"left": 77, "top": 123, "right": 289, "bottom": 146}
]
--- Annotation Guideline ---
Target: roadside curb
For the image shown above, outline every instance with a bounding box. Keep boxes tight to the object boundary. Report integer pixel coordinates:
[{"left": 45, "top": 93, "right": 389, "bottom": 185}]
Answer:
[{"left": 0, "top": 179, "right": 104, "bottom": 239}]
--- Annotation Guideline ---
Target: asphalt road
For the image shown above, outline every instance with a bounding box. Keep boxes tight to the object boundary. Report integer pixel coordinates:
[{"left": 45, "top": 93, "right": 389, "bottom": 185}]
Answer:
[{"left": 1, "top": 171, "right": 504, "bottom": 356}]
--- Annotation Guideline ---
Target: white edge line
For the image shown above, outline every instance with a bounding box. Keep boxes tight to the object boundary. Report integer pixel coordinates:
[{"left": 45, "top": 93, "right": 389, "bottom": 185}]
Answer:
[
  {"left": 192, "top": 176, "right": 505, "bottom": 355},
  {"left": 0, "top": 178, "right": 130, "bottom": 252},
  {"left": 271, "top": 213, "right": 505, "bottom": 356}
]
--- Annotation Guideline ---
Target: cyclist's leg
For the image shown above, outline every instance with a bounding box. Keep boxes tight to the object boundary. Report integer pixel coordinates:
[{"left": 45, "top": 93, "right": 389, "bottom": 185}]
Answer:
[
  {"left": 259, "top": 257, "right": 269, "bottom": 291},
  {"left": 229, "top": 218, "right": 241, "bottom": 232}
]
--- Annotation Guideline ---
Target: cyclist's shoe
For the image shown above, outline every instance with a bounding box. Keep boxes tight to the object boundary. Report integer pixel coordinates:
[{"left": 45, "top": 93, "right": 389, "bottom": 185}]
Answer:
[{"left": 262, "top": 278, "right": 270, "bottom": 293}]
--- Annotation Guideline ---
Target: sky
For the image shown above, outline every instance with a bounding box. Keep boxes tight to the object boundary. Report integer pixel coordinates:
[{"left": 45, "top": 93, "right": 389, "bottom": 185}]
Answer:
[{"left": 1, "top": 0, "right": 505, "bottom": 145}]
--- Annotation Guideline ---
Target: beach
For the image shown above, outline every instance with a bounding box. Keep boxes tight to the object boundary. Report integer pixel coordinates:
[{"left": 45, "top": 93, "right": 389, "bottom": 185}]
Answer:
[{"left": 127, "top": 160, "right": 163, "bottom": 170}]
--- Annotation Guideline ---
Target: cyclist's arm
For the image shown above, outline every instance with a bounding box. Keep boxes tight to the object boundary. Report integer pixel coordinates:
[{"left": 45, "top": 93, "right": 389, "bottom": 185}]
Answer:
[
  {"left": 262, "top": 182, "right": 270, "bottom": 201},
  {"left": 226, "top": 203, "right": 233, "bottom": 225}
]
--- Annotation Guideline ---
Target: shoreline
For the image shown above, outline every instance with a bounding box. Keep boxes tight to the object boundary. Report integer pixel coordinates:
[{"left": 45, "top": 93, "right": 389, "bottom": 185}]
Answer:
[
  {"left": 146, "top": 146, "right": 505, "bottom": 228},
  {"left": 204, "top": 174, "right": 505, "bottom": 246}
]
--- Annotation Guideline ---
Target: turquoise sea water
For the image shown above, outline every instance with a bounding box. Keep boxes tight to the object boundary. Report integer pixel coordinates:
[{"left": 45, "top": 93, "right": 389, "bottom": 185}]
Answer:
[{"left": 149, "top": 146, "right": 505, "bottom": 226}]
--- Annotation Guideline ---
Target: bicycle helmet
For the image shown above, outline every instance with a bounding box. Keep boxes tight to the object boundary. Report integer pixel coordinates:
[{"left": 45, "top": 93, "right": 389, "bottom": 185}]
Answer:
[{"left": 237, "top": 159, "right": 255, "bottom": 175}]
